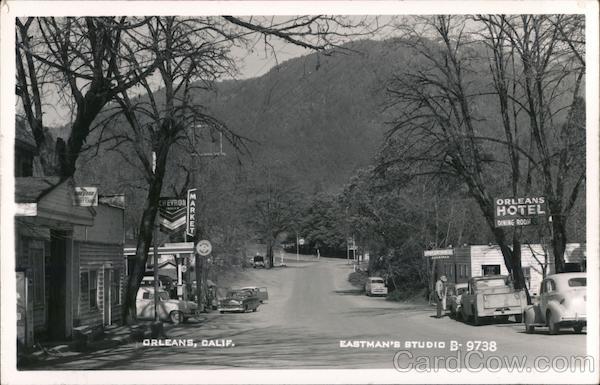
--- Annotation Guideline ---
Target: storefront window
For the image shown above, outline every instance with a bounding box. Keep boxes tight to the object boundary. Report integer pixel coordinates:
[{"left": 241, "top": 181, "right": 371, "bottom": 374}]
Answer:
[{"left": 482, "top": 264, "right": 501, "bottom": 276}]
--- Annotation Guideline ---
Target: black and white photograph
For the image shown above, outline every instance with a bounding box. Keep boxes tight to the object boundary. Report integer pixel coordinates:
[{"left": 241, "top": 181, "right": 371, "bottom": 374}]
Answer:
[{"left": 1, "top": 1, "right": 598, "bottom": 384}]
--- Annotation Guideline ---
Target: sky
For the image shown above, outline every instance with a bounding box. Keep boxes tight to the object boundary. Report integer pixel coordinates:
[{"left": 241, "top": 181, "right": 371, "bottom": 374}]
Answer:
[{"left": 24, "top": 16, "right": 381, "bottom": 128}]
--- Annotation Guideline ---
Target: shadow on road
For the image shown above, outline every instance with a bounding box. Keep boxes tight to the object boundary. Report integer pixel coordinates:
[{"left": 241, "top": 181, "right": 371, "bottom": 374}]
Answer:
[{"left": 333, "top": 289, "right": 364, "bottom": 296}]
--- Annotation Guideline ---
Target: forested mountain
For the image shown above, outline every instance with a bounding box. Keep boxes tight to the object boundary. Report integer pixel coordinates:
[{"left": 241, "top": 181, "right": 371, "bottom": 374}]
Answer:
[
  {"left": 188, "top": 38, "right": 410, "bottom": 193},
  {"left": 68, "top": 38, "right": 414, "bottom": 238}
]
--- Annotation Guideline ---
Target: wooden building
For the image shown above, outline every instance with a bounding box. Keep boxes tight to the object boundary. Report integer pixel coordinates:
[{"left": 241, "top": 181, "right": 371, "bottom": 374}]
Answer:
[
  {"left": 15, "top": 177, "right": 125, "bottom": 345},
  {"left": 426, "top": 243, "right": 586, "bottom": 295}
]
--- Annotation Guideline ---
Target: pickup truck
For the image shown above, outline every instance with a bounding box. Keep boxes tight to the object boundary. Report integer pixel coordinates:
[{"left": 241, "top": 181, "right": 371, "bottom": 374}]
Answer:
[
  {"left": 523, "top": 272, "right": 586, "bottom": 335},
  {"left": 460, "top": 275, "right": 526, "bottom": 326}
]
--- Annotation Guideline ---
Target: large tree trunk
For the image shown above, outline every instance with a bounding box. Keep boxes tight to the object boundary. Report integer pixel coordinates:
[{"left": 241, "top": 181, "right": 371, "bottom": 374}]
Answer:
[
  {"left": 266, "top": 239, "right": 274, "bottom": 269},
  {"left": 123, "top": 202, "right": 158, "bottom": 324},
  {"left": 551, "top": 215, "right": 567, "bottom": 274},
  {"left": 122, "top": 141, "right": 170, "bottom": 323}
]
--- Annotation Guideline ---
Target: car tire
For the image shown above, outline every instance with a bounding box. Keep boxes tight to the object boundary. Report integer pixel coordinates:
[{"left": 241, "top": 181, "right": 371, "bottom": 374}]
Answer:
[
  {"left": 574, "top": 325, "right": 584, "bottom": 334},
  {"left": 170, "top": 311, "right": 183, "bottom": 324},
  {"left": 252, "top": 308, "right": 257, "bottom": 312},
  {"left": 525, "top": 323, "right": 535, "bottom": 334},
  {"left": 220, "top": 311, "right": 225, "bottom": 314},
  {"left": 473, "top": 308, "right": 481, "bottom": 326},
  {"left": 514, "top": 314, "right": 523, "bottom": 323},
  {"left": 547, "top": 311, "right": 559, "bottom": 335},
  {"left": 243, "top": 305, "right": 248, "bottom": 313}
]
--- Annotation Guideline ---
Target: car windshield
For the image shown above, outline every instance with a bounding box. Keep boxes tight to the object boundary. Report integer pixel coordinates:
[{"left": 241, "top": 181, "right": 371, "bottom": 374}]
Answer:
[
  {"left": 456, "top": 288, "right": 467, "bottom": 295},
  {"left": 229, "top": 291, "right": 250, "bottom": 299},
  {"left": 371, "top": 279, "right": 384, "bottom": 284},
  {"left": 475, "top": 279, "right": 506, "bottom": 289},
  {"left": 568, "top": 277, "right": 586, "bottom": 287}
]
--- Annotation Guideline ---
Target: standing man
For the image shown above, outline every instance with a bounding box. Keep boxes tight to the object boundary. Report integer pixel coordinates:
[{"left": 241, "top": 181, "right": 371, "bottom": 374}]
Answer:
[{"left": 435, "top": 275, "right": 448, "bottom": 318}]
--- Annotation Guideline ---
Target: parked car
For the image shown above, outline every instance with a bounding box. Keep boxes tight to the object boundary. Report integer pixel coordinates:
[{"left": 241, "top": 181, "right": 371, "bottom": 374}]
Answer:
[
  {"left": 365, "top": 277, "right": 388, "bottom": 296},
  {"left": 240, "top": 287, "right": 269, "bottom": 303},
  {"left": 136, "top": 286, "right": 198, "bottom": 324},
  {"left": 460, "top": 275, "right": 526, "bottom": 325},
  {"left": 448, "top": 283, "right": 468, "bottom": 319},
  {"left": 253, "top": 255, "right": 265, "bottom": 268},
  {"left": 523, "top": 272, "right": 586, "bottom": 334},
  {"left": 218, "top": 289, "right": 261, "bottom": 313}
]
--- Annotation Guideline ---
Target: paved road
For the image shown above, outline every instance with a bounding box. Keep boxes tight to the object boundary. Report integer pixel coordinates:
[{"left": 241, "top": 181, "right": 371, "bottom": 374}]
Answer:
[{"left": 30, "top": 256, "right": 587, "bottom": 370}]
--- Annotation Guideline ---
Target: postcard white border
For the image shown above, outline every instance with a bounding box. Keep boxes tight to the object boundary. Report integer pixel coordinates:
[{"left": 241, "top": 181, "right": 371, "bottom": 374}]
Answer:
[{"left": 1, "top": 1, "right": 599, "bottom": 384}]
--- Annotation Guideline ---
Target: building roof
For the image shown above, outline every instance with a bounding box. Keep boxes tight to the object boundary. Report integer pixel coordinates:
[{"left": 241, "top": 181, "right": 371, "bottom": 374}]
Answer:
[
  {"left": 15, "top": 117, "right": 37, "bottom": 152},
  {"left": 15, "top": 176, "right": 62, "bottom": 203}
]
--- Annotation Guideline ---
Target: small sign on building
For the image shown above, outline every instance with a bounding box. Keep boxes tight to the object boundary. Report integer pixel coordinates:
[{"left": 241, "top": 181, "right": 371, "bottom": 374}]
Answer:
[
  {"left": 494, "top": 196, "right": 547, "bottom": 227},
  {"left": 424, "top": 249, "right": 453, "bottom": 259},
  {"left": 73, "top": 187, "right": 98, "bottom": 206}
]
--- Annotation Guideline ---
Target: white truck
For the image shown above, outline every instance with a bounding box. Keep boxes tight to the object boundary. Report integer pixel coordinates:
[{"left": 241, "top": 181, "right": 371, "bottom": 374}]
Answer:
[
  {"left": 460, "top": 275, "right": 526, "bottom": 325},
  {"left": 136, "top": 286, "right": 198, "bottom": 324}
]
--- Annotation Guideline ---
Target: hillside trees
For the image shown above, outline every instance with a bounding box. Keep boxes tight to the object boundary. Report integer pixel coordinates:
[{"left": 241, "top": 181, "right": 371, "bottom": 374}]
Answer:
[
  {"left": 379, "top": 15, "right": 585, "bottom": 293},
  {"left": 340, "top": 167, "right": 486, "bottom": 294},
  {"left": 244, "top": 168, "right": 303, "bottom": 268},
  {"left": 298, "top": 194, "right": 346, "bottom": 257}
]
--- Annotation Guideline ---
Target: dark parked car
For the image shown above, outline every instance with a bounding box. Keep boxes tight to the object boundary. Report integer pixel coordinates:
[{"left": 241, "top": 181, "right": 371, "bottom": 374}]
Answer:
[
  {"left": 253, "top": 255, "right": 265, "bottom": 268},
  {"left": 218, "top": 289, "right": 261, "bottom": 313}
]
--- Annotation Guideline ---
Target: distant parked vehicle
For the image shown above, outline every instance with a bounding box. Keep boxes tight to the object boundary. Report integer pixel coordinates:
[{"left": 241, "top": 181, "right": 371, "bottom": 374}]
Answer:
[
  {"left": 523, "top": 273, "right": 586, "bottom": 335},
  {"left": 240, "top": 287, "right": 269, "bottom": 303},
  {"left": 460, "top": 275, "right": 526, "bottom": 325},
  {"left": 365, "top": 277, "right": 388, "bottom": 297},
  {"left": 136, "top": 286, "right": 198, "bottom": 324},
  {"left": 253, "top": 255, "right": 265, "bottom": 268},
  {"left": 218, "top": 289, "right": 261, "bottom": 313},
  {"left": 448, "top": 283, "right": 468, "bottom": 319}
]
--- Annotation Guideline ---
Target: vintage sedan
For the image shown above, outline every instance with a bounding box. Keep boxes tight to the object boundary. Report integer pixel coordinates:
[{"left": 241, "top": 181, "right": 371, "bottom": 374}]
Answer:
[
  {"left": 218, "top": 289, "right": 261, "bottom": 313},
  {"left": 240, "top": 287, "right": 269, "bottom": 303},
  {"left": 448, "top": 283, "right": 468, "bottom": 319},
  {"left": 136, "top": 286, "right": 198, "bottom": 324},
  {"left": 365, "top": 277, "right": 388, "bottom": 296},
  {"left": 524, "top": 272, "right": 586, "bottom": 334}
]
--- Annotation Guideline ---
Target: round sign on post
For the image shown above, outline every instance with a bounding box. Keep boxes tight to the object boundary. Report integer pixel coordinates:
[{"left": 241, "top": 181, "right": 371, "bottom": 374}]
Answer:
[
  {"left": 196, "top": 240, "right": 212, "bottom": 256},
  {"left": 299, "top": 238, "right": 305, "bottom": 246}
]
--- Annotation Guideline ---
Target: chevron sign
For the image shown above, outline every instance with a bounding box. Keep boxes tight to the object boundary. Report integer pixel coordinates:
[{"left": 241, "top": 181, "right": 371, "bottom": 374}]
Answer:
[{"left": 158, "top": 197, "right": 187, "bottom": 233}]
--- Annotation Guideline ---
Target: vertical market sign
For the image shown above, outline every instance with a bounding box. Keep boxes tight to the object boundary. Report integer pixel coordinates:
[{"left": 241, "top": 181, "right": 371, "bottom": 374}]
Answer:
[
  {"left": 186, "top": 189, "right": 197, "bottom": 237},
  {"left": 494, "top": 196, "right": 547, "bottom": 227},
  {"left": 158, "top": 198, "right": 187, "bottom": 233}
]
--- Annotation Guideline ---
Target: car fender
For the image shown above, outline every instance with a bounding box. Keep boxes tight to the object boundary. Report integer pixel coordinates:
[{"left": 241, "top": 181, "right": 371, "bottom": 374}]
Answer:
[
  {"left": 546, "top": 301, "right": 565, "bottom": 320},
  {"left": 524, "top": 305, "right": 542, "bottom": 324}
]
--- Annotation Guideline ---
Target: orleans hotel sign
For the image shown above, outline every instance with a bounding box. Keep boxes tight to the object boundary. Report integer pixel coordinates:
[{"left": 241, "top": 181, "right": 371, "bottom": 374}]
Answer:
[{"left": 494, "top": 196, "right": 547, "bottom": 227}]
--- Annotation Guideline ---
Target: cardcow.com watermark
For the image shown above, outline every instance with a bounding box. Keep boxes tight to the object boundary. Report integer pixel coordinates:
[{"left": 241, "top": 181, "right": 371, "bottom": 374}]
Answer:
[{"left": 392, "top": 350, "right": 595, "bottom": 373}]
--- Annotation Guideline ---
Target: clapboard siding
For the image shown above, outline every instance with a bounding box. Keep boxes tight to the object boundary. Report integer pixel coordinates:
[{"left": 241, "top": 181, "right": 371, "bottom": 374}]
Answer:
[
  {"left": 76, "top": 242, "right": 124, "bottom": 327},
  {"left": 469, "top": 243, "right": 586, "bottom": 294},
  {"left": 73, "top": 204, "right": 124, "bottom": 244},
  {"left": 36, "top": 180, "right": 94, "bottom": 226},
  {"left": 469, "top": 245, "right": 508, "bottom": 277}
]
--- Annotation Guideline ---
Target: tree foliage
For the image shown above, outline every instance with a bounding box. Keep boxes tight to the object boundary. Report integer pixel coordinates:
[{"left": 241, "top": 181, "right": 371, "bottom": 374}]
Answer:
[{"left": 378, "top": 15, "right": 585, "bottom": 293}]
